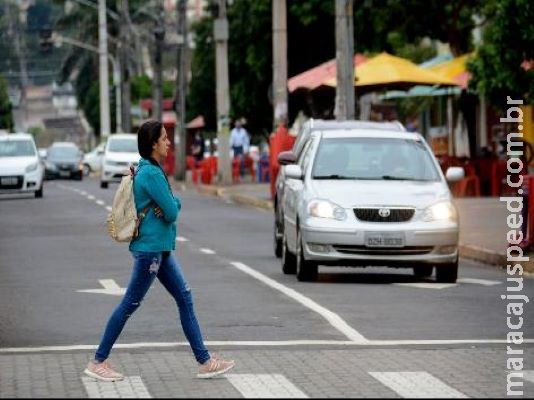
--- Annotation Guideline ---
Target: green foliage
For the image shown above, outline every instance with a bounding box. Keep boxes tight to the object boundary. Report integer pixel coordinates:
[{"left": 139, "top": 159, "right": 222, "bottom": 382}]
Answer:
[
  {"left": 0, "top": 75, "right": 13, "bottom": 131},
  {"left": 468, "top": 0, "right": 534, "bottom": 108}
]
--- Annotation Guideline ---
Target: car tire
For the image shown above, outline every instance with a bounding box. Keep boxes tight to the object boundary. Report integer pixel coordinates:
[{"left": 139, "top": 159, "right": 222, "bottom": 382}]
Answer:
[
  {"left": 281, "top": 233, "right": 296, "bottom": 274},
  {"left": 83, "top": 164, "right": 91, "bottom": 176},
  {"left": 273, "top": 213, "right": 283, "bottom": 258},
  {"left": 35, "top": 186, "right": 43, "bottom": 198},
  {"left": 100, "top": 181, "right": 108, "bottom": 189},
  {"left": 413, "top": 265, "right": 433, "bottom": 278},
  {"left": 436, "top": 259, "right": 458, "bottom": 283},
  {"left": 296, "top": 228, "right": 318, "bottom": 282}
]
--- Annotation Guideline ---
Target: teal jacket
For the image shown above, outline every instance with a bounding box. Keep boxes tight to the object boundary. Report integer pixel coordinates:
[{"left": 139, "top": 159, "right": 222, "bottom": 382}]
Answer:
[{"left": 129, "top": 158, "right": 181, "bottom": 252}]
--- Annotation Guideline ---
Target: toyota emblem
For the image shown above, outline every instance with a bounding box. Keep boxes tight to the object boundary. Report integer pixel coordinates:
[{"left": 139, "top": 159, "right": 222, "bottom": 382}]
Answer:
[{"left": 378, "top": 208, "right": 391, "bottom": 218}]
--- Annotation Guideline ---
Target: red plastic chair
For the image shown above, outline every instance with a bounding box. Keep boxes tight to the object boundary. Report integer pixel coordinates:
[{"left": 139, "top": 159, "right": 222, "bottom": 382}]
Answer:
[
  {"left": 186, "top": 156, "right": 201, "bottom": 184},
  {"left": 232, "top": 156, "right": 241, "bottom": 183},
  {"left": 244, "top": 155, "right": 256, "bottom": 182}
]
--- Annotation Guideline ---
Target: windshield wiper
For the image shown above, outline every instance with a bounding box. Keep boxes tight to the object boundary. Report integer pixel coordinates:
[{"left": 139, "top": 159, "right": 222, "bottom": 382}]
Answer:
[
  {"left": 380, "top": 175, "right": 428, "bottom": 181},
  {"left": 313, "top": 174, "right": 357, "bottom": 180}
]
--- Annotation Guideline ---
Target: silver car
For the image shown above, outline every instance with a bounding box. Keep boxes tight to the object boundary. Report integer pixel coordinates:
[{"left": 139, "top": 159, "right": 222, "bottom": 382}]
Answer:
[{"left": 281, "top": 128, "right": 464, "bottom": 283}]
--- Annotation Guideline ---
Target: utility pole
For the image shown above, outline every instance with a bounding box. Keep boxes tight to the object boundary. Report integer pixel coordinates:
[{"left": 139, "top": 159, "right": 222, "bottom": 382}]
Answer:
[
  {"left": 98, "top": 0, "right": 111, "bottom": 137},
  {"left": 334, "top": 0, "right": 355, "bottom": 120},
  {"left": 272, "top": 0, "right": 287, "bottom": 128},
  {"left": 214, "top": 0, "right": 232, "bottom": 184},
  {"left": 174, "top": 0, "right": 187, "bottom": 180},
  {"left": 119, "top": 0, "right": 131, "bottom": 133},
  {"left": 152, "top": 0, "right": 165, "bottom": 121}
]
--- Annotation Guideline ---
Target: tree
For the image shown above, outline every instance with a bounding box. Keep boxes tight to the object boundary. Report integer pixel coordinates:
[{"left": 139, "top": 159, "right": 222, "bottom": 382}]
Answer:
[
  {"left": 0, "top": 75, "right": 13, "bottom": 131},
  {"left": 468, "top": 0, "right": 534, "bottom": 108}
]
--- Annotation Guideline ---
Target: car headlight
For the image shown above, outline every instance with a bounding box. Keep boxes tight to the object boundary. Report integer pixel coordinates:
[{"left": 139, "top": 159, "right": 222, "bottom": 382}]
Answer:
[
  {"left": 423, "top": 201, "right": 457, "bottom": 222},
  {"left": 25, "top": 162, "right": 38, "bottom": 173},
  {"left": 307, "top": 199, "right": 347, "bottom": 220}
]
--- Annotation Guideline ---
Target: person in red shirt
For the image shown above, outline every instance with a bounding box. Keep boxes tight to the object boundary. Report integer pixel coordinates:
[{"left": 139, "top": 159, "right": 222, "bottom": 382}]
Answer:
[{"left": 269, "top": 117, "right": 295, "bottom": 200}]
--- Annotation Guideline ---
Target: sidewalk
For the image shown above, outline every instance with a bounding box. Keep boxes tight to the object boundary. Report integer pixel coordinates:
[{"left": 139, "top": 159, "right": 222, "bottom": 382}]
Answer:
[{"left": 175, "top": 180, "right": 533, "bottom": 273}]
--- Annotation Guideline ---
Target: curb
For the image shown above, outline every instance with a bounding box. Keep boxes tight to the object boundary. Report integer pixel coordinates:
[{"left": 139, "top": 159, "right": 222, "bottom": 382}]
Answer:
[{"left": 183, "top": 182, "right": 534, "bottom": 273}]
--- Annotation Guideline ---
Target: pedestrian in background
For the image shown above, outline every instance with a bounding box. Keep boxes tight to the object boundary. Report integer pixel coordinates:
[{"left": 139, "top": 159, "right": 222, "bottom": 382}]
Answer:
[
  {"left": 191, "top": 129, "right": 205, "bottom": 163},
  {"left": 84, "top": 119, "right": 235, "bottom": 382},
  {"left": 230, "top": 118, "right": 250, "bottom": 175}
]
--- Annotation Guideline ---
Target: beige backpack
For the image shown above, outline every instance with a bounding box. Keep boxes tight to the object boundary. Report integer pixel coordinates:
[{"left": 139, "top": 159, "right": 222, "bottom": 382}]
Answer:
[{"left": 106, "top": 168, "right": 151, "bottom": 243}]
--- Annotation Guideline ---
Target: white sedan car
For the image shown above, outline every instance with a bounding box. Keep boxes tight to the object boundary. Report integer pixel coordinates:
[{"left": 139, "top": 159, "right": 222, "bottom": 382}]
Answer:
[
  {"left": 281, "top": 128, "right": 464, "bottom": 283},
  {"left": 0, "top": 133, "right": 45, "bottom": 198},
  {"left": 100, "top": 134, "right": 140, "bottom": 189}
]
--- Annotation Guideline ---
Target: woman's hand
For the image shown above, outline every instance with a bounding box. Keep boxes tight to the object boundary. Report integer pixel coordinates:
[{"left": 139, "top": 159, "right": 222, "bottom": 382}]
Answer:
[{"left": 154, "top": 206, "right": 164, "bottom": 218}]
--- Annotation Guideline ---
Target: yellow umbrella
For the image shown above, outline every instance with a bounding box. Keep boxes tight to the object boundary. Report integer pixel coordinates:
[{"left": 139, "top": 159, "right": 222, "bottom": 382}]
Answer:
[
  {"left": 325, "top": 52, "right": 458, "bottom": 91},
  {"left": 428, "top": 53, "right": 473, "bottom": 89}
]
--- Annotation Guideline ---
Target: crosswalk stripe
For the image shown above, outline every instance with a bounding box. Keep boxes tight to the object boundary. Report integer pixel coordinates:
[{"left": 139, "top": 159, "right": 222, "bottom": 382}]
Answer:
[
  {"left": 81, "top": 376, "right": 151, "bottom": 398},
  {"left": 226, "top": 374, "right": 308, "bottom": 398},
  {"left": 522, "top": 370, "right": 534, "bottom": 383},
  {"left": 368, "top": 371, "right": 468, "bottom": 398},
  {"left": 456, "top": 278, "right": 501, "bottom": 286}
]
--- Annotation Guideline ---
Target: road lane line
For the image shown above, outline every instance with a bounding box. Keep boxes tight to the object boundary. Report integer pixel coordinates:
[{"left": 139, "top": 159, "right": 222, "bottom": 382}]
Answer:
[
  {"left": 199, "top": 248, "right": 216, "bottom": 254},
  {"left": 369, "top": 372, "right": 468, "bottom": 398},
  {"left": 456, "top": 277, "right": 501, "bottom": 286},
  {"left": 226, "top": 374, "right": 308, "bottom": 398},
  {"left": 87, "top": 195, "right": 96, "bottom": 200},
  {"left": 394, "top": 283, "right": 457, "bottom": 289},
  {"left": 230, "top": 262, "right": 368, "bottom": 343},
  {"left": 95, "top": 200, "right": 105, "bottom": 206},
  {"left": 2, "top": 338, "right": 534, "bottom": 353},
  {"left": 176, "top": 236, "right": 189, "bottom": 242},
  {"left": 105, "top": 206, "right": 112, "bottom": 212},
  {"left": 81, "top": 376, "right": 151, "bottom": 398}
]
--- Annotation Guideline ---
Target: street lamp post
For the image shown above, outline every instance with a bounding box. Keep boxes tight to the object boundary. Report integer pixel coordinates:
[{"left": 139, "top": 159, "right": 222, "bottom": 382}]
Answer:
[{"left": 98, "top": 0, "right": 111, "bottom": 137}]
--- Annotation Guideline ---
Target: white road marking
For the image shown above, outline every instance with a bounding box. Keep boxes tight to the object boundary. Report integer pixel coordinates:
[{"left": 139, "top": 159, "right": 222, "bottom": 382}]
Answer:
[
  {"left": 80, "top": 191, "right": 88, "bottom": 196},
  {"left": 522, "top": 370, "right": 534, "bottom": 383},
  {"left": 2, "top": 338, "right": 534, "bottom": 353},
  {"left": 176, "top": 236, "right": 189, "bottom": 242},
  {"left": 95, "top": 200, "right": 105, "bottom": 206},
  {"left": 77, "top": 279, "right": 126, "bottom": 296},
  {"left": 105, "top": 206, "right": 112, "bottom": 212},
  {"left": 200, "top": 248, "right": 216, "bottom": 254},
  {"left": 226, "top": 374, "right": 308, "bottom": 398},
  {"left": 82, "top": 376, "right": 151, "bottom": 398},
  {"left": 87, "top": 195, "right": 96, "bottom": 200},
  {"left": 394, "top": 283, "right": 457, "bottom": 289},
  {"left": 369, "top": 371, "right": 468, "bottom": 398},
  {"left": 230, "top": 262, "right": 368, "bottom": 343},
  {"left": 456, "top": 277, "right": 501, "bottom": 286}
]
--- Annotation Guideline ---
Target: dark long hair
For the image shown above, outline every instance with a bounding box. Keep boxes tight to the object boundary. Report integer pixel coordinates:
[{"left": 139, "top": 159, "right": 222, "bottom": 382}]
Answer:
[{"left": 137, "top": 119, "right": 170, "bottom": 185}]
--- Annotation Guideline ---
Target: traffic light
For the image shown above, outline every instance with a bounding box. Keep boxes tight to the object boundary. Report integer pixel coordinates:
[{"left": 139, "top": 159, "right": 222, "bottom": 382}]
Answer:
[{"left": 39, "top": 25, "right": 53, "bottom": 54}]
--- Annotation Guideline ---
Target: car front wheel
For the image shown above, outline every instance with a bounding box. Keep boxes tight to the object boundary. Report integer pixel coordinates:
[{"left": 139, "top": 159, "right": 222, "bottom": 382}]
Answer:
[
  {"left": 281, "top": 233, "right": 296, "bottom": 274},
  {"left": 35, "top": 185, "right": 43, "bottom": 198},
  {"left": 435, "top": 259, "right": 458, "bottom": 283},
  {"left": 273, "top": 215, "right": 283, "bottom": 258},
  {"left": 296, "top": 228, "right": 318, "bottom": 282},
  {"left": 100, "top": 181, "right": 108, "bottom": 189}
]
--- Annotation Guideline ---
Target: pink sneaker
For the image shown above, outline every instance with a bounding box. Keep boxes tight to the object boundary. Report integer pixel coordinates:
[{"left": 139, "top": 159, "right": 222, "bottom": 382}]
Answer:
[
  {"left": 197, "top": 357, "right": 235, "bottom": 379},
  {"left": 84, "top": 360, "right": 124, "bottom": 382}
]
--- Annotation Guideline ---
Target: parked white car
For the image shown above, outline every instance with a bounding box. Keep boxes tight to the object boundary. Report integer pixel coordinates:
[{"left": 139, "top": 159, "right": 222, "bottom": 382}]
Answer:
[
  {"left": 83, "top": 141, "right": 106, "bottom": 176},
  {"left": 280, "top": 127, "right": 464, "bottom": 283},
  {"left": 100, "top": 134, "right": 139, "bottom": 189},
  {"left": 0, "top": 133, "right": 45, "bottom": 198}
]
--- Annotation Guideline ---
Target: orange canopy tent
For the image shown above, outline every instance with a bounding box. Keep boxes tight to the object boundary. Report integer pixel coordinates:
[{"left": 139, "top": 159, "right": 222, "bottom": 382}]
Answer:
[
  {"left": 287, "top": 54, "right": 367, "bottom": 93},
  {"left": 325, "top": 52, "right": 458, "bottom": 91}
]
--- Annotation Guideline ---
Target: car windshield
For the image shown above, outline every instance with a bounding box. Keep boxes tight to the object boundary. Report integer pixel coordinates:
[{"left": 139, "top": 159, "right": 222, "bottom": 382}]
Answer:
[
  {"left": 108, "top": 138, "right": 138, "bottom": 153},
  {"left": 0, "top": 140, "right": 35, "bottom": 157},
  {"left": 47, "top": 146, "right": 79, "bottom": 159},
  {"left": 312, "top": 137, "right": 440, "bottom": 182}
]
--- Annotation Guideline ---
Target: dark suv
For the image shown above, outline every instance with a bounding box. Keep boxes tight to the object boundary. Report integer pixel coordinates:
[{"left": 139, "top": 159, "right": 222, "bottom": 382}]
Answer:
[{"left": 45, "top": 142, "right": 84, "bottom": 180}]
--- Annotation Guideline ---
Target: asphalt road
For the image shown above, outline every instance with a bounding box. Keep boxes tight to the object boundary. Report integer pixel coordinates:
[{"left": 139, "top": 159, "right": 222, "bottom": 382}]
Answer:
[{"left": 1, "top": 176, "right": 532, "bottom": 348}]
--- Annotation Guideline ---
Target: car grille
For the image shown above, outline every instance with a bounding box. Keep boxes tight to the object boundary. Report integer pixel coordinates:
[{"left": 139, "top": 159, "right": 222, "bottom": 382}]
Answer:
[
  {"left": 0, "top": 175, "right": 23, "bottom": 189},
  {"left": 354, "top": 208, "right": 415, "bottom": 222},
  {"left": 332, "top": 245, "right": 434, "bottom": 256}
]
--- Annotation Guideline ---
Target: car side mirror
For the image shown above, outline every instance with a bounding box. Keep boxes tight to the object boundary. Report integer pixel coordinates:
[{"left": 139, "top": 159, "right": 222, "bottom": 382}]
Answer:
[
  {"left": 446, "top": 166, "right": 465, "bottom": 182},
  {"left": 278, "top": 150, "right": 296, "bottom": 166},
  {"left": 285, "top": 164, "right": 303, "bottom": 180}
]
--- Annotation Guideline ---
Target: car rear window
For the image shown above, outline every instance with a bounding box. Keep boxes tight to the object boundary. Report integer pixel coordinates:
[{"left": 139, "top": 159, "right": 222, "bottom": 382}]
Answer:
[
  {"left": 312, "top": 137, "right": 440, "bottom": 182},
  {"left": 48, "top": 146, "right": 80, "bottom": 158},
  {"left": 0, "top": 140, "right": 35, "bottom": 157},
  {"left": 107, "top": 138, "right": 138, "bottom": 153}
]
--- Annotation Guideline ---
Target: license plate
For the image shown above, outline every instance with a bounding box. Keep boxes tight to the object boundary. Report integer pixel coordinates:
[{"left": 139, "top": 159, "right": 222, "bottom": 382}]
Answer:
[
  {"left": 1, "top": 177, "right": 18, "bottom": 185},
  {"left": 59, "top": 171, "right": 70, "bottom": 177},
  {"left": 365, "top": 232, "right": 405, "bottom": 247}
]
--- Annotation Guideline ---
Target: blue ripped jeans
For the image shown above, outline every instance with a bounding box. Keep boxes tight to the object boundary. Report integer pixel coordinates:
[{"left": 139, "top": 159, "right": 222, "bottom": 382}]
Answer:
[{"left": 94, "top": 251, "right": 210, "bottom": 364}]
